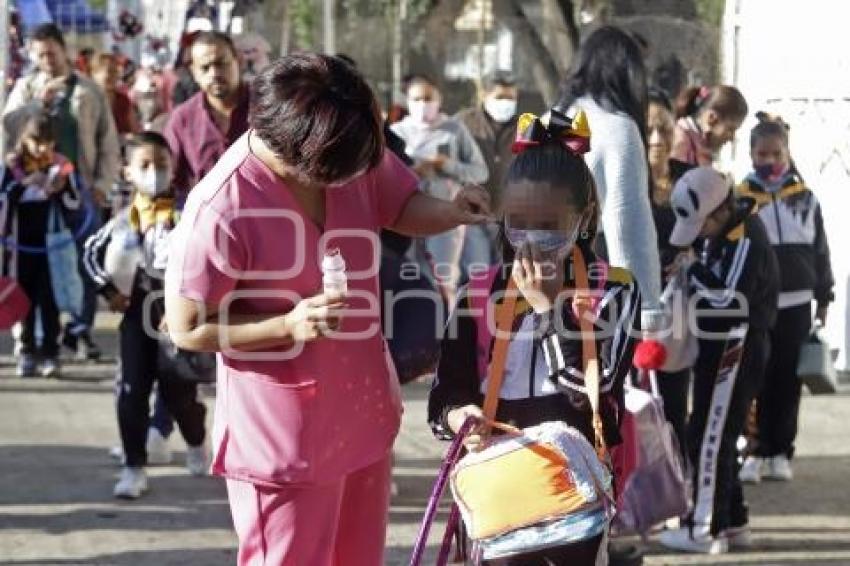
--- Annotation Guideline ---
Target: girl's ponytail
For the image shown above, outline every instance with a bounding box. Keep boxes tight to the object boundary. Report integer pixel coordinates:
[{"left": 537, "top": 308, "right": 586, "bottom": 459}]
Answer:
[{"left": 675, "top": 85, "right": 748, "bottom": 122}]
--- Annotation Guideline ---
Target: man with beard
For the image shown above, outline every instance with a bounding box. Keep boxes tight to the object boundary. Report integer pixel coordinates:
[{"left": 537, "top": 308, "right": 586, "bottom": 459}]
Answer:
[{"left": 164, "top": 32, "right": 249, "bottom": 198}]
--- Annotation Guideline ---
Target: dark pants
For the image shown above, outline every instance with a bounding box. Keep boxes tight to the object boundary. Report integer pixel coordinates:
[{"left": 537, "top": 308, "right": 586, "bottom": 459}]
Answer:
[
  {"left": 117, "top": 287, "right": 205, "bottom": 467},
  {"left": 16, "top": 202, "right": 59, "bottom": 358},
  {"left": 755, "top": 304, "right": 811, "bottom": 459},
  {"left": 657, "top": 369, "right": 691, "bottom": 463},
  {"left": 489, "top": 533, "right": 604, "bottom": 565},
  {"left": 151, "top": 389, "right": 175, "bottom": 438},
  {"left": 688, "top": 327, "right": 769, "bottom": 536}
]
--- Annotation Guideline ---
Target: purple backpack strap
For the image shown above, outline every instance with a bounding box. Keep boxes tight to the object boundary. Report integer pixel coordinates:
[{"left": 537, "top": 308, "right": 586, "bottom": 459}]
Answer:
[{"left": 409, "top": 417, "right": 478, "bottom": 566}]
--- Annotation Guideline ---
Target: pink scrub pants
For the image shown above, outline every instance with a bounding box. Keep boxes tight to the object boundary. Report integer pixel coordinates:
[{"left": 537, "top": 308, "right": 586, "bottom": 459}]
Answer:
[{"left": 226, "top": 454, "right": 392, "bottom": 566}]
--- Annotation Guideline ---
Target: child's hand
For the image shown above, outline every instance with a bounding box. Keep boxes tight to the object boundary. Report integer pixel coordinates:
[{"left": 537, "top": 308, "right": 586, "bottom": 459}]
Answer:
[
  {"left": 816, "top": 305, "right": 828, "bottom": 326},
  {"left": 108, "top": 293, "right": 130, "bottom": 313},
  {"left": 447, "top": 404, "right": 486, "bottom": 451},
  {"left": 512, "top": 242, "right": 566, "bottom": 313}
]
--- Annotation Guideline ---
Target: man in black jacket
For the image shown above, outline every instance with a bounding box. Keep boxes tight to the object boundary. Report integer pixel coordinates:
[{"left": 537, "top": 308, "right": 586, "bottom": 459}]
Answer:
[{"left": 659, "top": 167, "right": 779, "bottom": 555}]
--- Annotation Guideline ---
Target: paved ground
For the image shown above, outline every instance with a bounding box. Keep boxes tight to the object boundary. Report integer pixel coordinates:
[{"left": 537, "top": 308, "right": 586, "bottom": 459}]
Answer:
[{"left": 1, "top": 323, "right": 850, "bottom": 565}]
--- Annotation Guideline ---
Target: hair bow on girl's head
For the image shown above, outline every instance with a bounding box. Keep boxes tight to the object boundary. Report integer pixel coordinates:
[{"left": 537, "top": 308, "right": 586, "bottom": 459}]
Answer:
[{"left": 511, "top": 108, "right": 591, "bottom": 156}]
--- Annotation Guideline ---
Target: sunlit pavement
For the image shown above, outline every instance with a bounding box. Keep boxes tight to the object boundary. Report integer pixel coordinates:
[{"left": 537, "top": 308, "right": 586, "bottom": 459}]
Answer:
[{"left": 1, "top": 324, "right": 849, "bottom": 565}]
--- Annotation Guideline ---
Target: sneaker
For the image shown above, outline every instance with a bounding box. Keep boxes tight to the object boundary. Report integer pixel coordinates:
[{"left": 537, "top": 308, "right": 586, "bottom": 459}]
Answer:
[
  {"left": 109, "top": 445, "right": 125, "bottom": 464},
  {"left": 764, "top": 455, "right": 793, "bottom": 481},
  {"left": 39, "top": 357, "right": 60, "bottom": 378},
  {"left": 658, "top": 527, "right": 728, "bottom": 555},
  {"left": 77, "top": 332, "right": 102, "bottom": 361},
  {"left": 16, "top": 355, "right": 37, "bottom": 378},
  {"left": 739, "top": 456, "right": 764, "bottom": 484},
  {"left": 113, "top": 466, "right": 148, "bottom": 499},
  {"left": 186, "top": 442, "right": 210, "bottom": 476},
  {"left": 146, "top": 427, "right": 172, "bottom": 465},
  {"left": 722, "top": 525, "right": 753, "bottom": 549}
]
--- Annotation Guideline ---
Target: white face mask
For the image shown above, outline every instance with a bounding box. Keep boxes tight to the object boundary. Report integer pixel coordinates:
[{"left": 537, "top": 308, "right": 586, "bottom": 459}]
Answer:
[
  {"left": 133, "top": 167, "right": 171, "bottom": 197},
  {"left": 484, "top": 98, "right": 518, "bottom": 123},
  {"left": 408, "top": 100, "right": 441, "bottom": 125}
]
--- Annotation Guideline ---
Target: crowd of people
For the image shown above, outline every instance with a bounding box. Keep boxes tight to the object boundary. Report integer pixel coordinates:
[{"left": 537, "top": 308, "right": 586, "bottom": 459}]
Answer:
[{"left": 0, "top": 19, "right": 833, "bottom": 566}]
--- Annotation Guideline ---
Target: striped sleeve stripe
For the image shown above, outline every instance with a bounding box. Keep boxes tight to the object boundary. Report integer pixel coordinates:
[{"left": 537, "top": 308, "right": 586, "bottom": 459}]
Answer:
[{"left": 82, "top": 221, "right": 114, "bottom": 288}]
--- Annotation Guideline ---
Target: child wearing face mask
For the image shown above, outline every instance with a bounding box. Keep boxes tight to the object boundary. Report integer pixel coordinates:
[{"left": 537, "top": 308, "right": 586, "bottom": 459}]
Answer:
[
  {"left": 0, "top": 112, "right": 81, "bottom": 378},
  {"left": 457, "top": 71, "right": 520, "bottom": 266},
  {"left": 736, "top": 114, "right": 833, "bottom": 484},
  {"left": 672, "top": 85, "right": 749, "bottom": 166},
  {"left": 391, "top": 74, "right": 489, "bottom": 302},
  {"left": 83, "top": 132, "right": 208, "bottom": 500},
  {"left": 428, "top": 109, "right": 641, "bottom": 565}
]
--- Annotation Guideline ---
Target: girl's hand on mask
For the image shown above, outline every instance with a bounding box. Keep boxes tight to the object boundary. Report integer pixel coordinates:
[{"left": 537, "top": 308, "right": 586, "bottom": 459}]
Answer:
[{"left": 512, "top": 242, "right": 565, "bottom": 313}]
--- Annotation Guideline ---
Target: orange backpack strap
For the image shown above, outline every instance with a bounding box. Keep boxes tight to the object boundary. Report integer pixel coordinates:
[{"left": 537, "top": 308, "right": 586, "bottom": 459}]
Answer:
[
  {"left": 481, "top": 276, "right": 519, "bottom": 422},
  {"left": 572, "top": 246, "right": 608, "bottom": 460}
]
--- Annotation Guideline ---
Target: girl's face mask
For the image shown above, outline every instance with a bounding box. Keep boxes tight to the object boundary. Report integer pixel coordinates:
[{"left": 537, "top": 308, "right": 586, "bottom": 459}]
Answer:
[
  {"left": 408, "top": 100, "right": 441, "bottom": 125},
  {"left": 755, "top": 162, "right": 790, "bottom": 185},
  {"left": 505, "top": 225, "right": 581, "bottom": 255}
]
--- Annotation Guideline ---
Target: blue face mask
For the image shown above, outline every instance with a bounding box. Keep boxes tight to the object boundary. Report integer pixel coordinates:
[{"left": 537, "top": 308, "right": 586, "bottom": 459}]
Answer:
[{"left": 506, "top": 226, "right": 580, "bottom": 254}]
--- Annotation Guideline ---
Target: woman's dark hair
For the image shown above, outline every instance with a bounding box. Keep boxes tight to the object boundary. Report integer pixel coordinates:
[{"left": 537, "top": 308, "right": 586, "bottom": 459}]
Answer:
[
  {"left": 675, "top": 85, "right": 748, "bottom": 122},
  {"left": 558, "top": 26, "right": 649, "bottom": 148},
  {"left": 16, "top": 112, "right": 56, "bottom": 152},
  {"left": 250, "top": 53, "right": 384, "bottom": 184},
  {"left": 750, "top": 111, "right": 789, "bottom": 148},
  {"left": 31, "top": 23, "right": 65, "bottom": 48},
  {"left": 648, "top": 87, "right": 672, "bottom": 112},
  {"left": 499, "top": 144, "right": 601, "bottom": 259},
  {"left": 405, "top": 73, "right": 437, "bottom": 93}
]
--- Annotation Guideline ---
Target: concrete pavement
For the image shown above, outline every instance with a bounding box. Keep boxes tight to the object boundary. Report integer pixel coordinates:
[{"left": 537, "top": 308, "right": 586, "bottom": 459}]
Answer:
[{"left": 1, "top": 328, "right": 850, "bottom": 565}]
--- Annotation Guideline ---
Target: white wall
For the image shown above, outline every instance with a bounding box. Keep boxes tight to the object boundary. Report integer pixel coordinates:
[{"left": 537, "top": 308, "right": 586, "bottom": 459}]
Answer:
[{"left": 722, "top": 0, "right": 850, "bottom": 369}]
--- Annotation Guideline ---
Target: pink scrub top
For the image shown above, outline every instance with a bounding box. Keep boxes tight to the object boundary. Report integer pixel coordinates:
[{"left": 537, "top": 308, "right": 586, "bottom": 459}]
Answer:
[{"left": 165, "top": 132, "right": 419, "bottom": 487}]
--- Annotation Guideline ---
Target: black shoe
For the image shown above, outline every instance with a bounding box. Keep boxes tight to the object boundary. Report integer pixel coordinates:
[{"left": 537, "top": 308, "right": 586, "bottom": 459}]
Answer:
[
  {"left": 608, "top": 542, "right": 643, "bottom": 566},
  {"left": 61, "top": 330, "right": 79, "bottom": 354},
  {"left": 78, "top": 332, "right": 102, "bottom": 361}
]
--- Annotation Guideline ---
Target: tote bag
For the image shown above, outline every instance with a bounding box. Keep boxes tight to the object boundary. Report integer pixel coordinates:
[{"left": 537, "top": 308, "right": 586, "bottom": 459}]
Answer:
[{"left": 45, "top": 204, "right": 83, "bottom": 316}]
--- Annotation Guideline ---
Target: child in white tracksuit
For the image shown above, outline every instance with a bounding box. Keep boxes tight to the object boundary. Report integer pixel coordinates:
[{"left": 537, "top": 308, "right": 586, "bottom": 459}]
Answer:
[{"left": 737, "top": 114, "right": 833, "bottom": 482}]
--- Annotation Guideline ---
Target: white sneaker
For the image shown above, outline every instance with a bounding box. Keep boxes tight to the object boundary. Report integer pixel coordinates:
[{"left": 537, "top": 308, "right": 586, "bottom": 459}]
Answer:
[
  {"left": 109, "top": 445, "right": 125, "bottom": 464},
  {"left": 722, "top": 525, "right": 753, "bottom": 549},
  {"left": 186, "top": 442, "right": 210, "bottom": 476},
  {"left": 739, "top": 456, "right": 764, "bottom": 484},
  {"left": 764, "top": 455, "right": 793, "bottom": 481},
  {"left": 146, "top": 428, "right": 172, "bottom": 465},
  {"left": 658, "top": 527, "right": 728, "bottom": 555},
  {"left": 114, "top": 467, "right": 148, "bottom": 499}
]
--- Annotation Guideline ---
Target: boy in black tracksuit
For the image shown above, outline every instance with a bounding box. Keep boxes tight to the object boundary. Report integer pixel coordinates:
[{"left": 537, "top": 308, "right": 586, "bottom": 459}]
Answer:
[
  {"left": 736, "top": 116, "right": 833, "bottom": 482},
  {"left": 83, "top": 132, "right": 207, "bottom": 499},
  {"left": 659, "top": 167, "right": 779, "bottom": 555}
]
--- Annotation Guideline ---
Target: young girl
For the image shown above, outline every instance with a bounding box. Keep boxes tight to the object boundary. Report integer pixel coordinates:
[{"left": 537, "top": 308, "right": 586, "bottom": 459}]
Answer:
[
  {"left": 673, "top": 85, "right": 748, "bottom": 166},
  {"left": 428, "top": 109, "right": 641, "bottom": 565},
  {"left": 0, "top": 112, "right": 81, "bottom": 377},
  {"left": 737, "top": 114, "right": 833, "bottom": 483}
]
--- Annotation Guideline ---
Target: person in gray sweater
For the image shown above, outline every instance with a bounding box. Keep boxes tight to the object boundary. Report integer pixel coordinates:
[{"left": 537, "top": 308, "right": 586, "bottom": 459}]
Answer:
[
  {"left": 391, "top": 75, "right": 489, "bottom": 302},
  {"left": 558, "top": 26, "right": 664, "bottom": 333}
]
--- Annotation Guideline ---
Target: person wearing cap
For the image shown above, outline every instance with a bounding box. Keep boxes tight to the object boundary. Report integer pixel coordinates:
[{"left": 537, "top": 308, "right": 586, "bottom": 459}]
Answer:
[{"left": 659, "top": 166, "right": 778, "bottom": 555}]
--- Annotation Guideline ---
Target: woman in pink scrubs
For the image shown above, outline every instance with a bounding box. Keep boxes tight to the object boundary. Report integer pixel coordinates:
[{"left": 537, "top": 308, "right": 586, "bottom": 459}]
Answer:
[{"left": 163, "top": 53, "right": 491, "bottom": 565}]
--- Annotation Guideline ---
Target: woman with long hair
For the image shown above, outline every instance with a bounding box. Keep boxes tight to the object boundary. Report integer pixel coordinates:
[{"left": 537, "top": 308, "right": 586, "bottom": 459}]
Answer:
[{"left": 558, "top": 25, "right": 664, "bottom": 334}]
